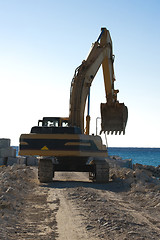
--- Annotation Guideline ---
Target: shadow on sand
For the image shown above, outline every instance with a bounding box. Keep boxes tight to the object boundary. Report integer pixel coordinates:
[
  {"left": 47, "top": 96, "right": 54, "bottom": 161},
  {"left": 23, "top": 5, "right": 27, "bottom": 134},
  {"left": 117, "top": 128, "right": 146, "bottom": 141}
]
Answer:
[{"left": 40, "top": 179, "right": 129, "bottom": 193}]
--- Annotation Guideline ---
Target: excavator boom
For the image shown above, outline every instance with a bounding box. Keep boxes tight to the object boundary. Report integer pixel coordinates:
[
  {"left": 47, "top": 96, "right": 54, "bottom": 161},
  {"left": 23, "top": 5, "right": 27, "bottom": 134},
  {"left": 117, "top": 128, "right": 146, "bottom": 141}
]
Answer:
[{"left": 69, "top": 28, "right": 128, "bottom": 135}]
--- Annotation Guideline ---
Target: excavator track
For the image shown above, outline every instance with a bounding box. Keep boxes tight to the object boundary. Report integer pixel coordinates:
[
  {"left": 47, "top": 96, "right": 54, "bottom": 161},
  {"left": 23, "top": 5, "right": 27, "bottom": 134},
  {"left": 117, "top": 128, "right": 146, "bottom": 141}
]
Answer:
[
  {"left": 89, "top": 159, "right": 109, "bottom": 183},
  {"left": 38, "top": 158, "right": 53, "bottom": 183}
]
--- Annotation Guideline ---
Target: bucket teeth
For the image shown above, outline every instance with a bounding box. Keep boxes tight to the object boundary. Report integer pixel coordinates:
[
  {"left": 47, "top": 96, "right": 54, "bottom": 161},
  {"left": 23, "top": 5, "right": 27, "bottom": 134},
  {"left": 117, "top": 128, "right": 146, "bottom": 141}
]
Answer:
[{"left": 106, "top": 130, "right": 124, "bottom": 135}]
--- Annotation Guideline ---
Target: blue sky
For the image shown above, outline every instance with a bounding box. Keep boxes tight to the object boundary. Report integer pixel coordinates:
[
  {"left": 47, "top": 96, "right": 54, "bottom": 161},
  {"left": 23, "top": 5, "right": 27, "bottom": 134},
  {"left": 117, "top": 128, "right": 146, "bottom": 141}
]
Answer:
[{"left": 0, "top": 0, "right": 160, "bottom": 147}]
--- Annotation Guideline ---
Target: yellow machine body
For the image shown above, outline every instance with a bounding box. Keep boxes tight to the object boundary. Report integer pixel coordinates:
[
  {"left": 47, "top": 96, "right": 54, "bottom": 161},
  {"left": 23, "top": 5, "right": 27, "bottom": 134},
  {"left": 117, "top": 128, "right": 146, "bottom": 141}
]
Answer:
[{"left": 19, "top": 28, "right": 128, "bottom": 182}]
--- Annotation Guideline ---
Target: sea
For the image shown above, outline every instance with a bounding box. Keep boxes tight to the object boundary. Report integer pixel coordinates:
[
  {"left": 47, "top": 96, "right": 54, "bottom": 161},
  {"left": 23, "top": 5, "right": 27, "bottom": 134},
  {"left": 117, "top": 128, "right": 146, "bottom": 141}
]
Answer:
[
  {"left": 108, "top": 147, "right": 160, "bottom": 167},
  {"left": 13, "top": 147, "right": 160, "bottom": 167}
]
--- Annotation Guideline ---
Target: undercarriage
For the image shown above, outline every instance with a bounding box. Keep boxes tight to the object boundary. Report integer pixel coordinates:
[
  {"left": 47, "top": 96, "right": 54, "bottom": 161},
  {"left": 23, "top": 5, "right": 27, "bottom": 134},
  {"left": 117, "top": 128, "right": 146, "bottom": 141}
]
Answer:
[{"left": 38, "top": 157, "right": 109, "bottom": 183}]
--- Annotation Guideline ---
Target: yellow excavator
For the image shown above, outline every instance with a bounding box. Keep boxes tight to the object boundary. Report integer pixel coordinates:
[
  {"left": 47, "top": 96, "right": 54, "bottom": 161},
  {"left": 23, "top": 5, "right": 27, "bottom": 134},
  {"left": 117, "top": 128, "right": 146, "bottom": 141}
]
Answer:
[{"left": 19, "top": 28, "right": 128, "bottom": 183}]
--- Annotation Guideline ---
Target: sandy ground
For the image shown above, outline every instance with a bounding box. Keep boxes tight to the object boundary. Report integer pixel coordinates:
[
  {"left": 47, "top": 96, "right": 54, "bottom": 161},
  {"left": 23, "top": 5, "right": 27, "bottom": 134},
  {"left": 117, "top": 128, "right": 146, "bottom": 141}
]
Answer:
[{"left": 0, "top": 164, "right": 160, "bottom": 239}]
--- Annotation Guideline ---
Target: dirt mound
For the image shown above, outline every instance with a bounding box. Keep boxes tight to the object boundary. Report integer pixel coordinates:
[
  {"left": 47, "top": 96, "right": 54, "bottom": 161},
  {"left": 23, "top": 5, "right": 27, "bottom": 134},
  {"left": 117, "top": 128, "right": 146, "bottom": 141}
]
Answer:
[
  {"left": 110, "top": 163, "right": 160, "bottom": 192},
  {"left": 0, "top": 164, "right": 37, "bottom": 212}
]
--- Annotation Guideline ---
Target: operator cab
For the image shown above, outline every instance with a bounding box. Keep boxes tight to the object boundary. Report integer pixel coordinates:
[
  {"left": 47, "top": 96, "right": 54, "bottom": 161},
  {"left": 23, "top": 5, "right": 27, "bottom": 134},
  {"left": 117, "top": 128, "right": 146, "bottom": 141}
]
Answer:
[
  {"left": 38, "top": 117, "right": 69, "bottom": 127},
  {"left": 30, "top": 117, "right": 82, "bottom": 134}
]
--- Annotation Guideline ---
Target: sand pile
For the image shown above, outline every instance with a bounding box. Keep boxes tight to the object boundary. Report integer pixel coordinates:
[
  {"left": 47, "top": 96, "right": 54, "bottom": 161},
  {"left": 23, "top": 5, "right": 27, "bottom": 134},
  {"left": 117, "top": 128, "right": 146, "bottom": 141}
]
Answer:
[
  {"left": 0, "top": 164, "right": 37, "bottom": 221},
  {"left": 110, "top": 163, "right": 160, "bottom": 193}
]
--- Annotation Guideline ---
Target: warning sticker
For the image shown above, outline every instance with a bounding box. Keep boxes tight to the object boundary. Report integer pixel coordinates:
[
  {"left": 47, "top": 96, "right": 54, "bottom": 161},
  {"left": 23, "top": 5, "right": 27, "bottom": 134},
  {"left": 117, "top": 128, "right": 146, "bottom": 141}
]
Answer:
[{"left": 41, "top": 146, "right": 49, "bottom": 150}]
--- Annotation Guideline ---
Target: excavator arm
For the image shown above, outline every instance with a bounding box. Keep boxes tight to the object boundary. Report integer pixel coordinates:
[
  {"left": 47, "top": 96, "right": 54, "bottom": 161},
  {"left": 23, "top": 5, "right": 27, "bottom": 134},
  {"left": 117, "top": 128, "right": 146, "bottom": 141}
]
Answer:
[{"left": 69, "top": 28, "right": 128, "bottom": 135}]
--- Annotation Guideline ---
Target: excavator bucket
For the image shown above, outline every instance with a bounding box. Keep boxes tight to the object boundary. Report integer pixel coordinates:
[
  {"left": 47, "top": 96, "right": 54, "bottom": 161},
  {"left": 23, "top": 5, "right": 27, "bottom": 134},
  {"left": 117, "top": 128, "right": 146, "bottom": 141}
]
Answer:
[{"left": 100, "top": 102, "right": 128, "bottom": 134}]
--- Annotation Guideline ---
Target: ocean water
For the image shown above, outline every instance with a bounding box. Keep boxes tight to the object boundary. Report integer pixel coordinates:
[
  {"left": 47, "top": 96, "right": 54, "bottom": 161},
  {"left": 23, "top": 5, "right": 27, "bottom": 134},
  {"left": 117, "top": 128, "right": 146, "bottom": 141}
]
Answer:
[
  {"left": 108, "top": 147, "right": 160, "bottom": 167},
  {"left": 13, "top": 146, "right": 160, "bottom": 167}
]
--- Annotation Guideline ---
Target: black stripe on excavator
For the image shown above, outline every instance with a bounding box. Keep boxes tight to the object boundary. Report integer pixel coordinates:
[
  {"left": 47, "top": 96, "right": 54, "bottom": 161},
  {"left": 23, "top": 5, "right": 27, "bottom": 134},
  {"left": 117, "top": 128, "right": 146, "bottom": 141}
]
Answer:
[{"left": 20, "top": 138, "right": 104, "bottom": 152}]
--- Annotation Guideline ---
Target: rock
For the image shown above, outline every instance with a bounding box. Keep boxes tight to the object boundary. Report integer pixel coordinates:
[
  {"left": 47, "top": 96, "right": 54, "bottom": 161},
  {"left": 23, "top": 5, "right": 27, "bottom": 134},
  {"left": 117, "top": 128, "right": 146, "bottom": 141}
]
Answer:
[
  {"left": 112, "top": 155, "right": 122, "bottom": 160},
  {"left": 134, "top": 169, "right": 152, "bottom": 183},
  {"left": 154, "top": 202, "right": 160, "bottom": 209},
  {"left": 107, "top": 156, "right": 132, "bottom": 169},
  {"left": 134, "top": 164, "right": 160, "bottom": 178},
  {"left": 0, "top": 147, "right": 16, "bottom": 158},
  {"left": 86, "top": 224, "right": 95, "bottom": 230},
  {"left": 26, "top": 156, "right": 38, "bottom": 166},
  {"left": 7, "top": 157, "right": 18, "bottom": 166},
  {"left": 0, "top": 157, "right": 7, "bottom": 166},
  {"left": 0, "top": 139, "right": 10, "bottom": 148},
  {"left": 98, "top": 217, "right": 106, "bottom": 224},
  {"left": 17, "top": 156, "right": 27, "bottom": 165}
]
